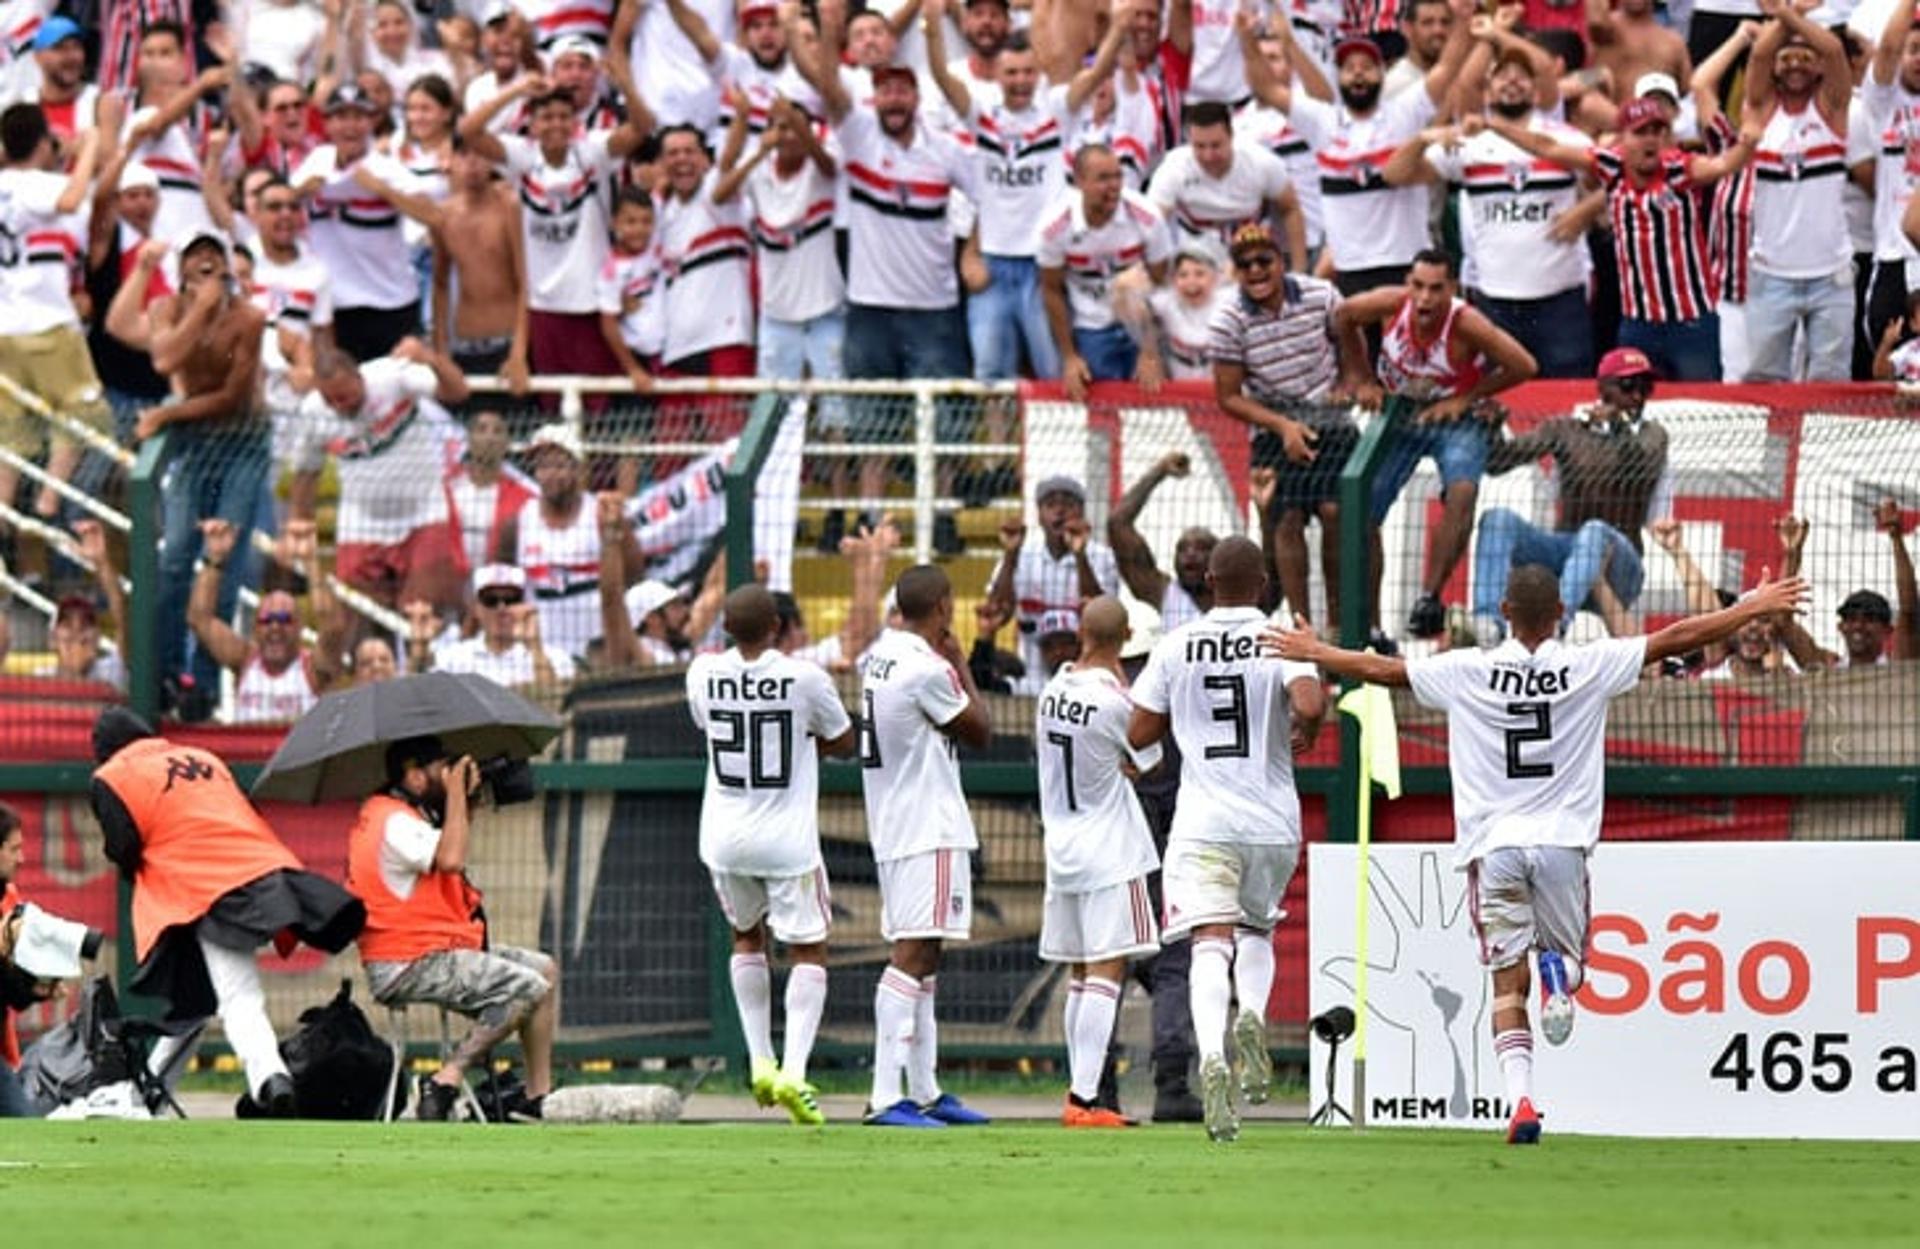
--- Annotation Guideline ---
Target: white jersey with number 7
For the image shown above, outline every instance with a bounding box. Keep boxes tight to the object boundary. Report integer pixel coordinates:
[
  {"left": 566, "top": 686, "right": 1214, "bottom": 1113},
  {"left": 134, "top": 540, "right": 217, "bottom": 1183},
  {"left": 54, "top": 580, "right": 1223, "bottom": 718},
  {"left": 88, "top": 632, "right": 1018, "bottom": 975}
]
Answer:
[
  {"left": 1130, "top": 605, "right": 1321, "bottom": 847},
  {"left": 1406, "top": 635, "right": 1648, "bottom": 870}
]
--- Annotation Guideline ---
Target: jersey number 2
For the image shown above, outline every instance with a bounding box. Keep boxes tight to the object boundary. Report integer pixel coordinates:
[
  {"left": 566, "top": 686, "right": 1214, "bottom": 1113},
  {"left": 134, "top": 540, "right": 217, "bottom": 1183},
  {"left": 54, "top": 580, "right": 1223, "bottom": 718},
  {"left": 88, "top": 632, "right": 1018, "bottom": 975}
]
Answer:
[{"left": 1504, "top": 701, "right": 1554, "bottom": 780}]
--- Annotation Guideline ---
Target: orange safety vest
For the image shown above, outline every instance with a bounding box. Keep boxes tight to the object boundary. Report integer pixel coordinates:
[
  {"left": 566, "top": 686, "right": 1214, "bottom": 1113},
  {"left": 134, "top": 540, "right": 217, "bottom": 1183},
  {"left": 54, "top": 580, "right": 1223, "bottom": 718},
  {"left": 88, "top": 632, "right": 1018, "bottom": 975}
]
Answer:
[
  {"left": 346, "top": 795, "right": 485, "bottom": 964},
  {"left": 1, "top": 882, "right": 19, "bottom": 1069},
  {"left": 94, "top": 738, "right": 302, "bottom": 962}
]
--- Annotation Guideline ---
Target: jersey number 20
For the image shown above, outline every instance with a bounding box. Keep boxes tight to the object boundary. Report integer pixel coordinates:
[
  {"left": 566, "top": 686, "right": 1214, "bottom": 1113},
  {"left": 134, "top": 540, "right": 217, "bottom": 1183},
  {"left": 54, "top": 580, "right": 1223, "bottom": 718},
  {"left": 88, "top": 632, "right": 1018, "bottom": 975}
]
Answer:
[{"left": 711, "top": 709, "right": 794, "bottom": 788}]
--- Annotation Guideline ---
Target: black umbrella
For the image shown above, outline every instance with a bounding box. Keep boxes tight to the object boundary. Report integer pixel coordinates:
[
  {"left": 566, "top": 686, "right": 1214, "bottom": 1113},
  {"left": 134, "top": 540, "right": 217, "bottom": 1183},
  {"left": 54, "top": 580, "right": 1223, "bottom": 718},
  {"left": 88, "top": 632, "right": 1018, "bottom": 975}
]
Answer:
[{"left": 250, "top": 671, "right": 563, "bottom": 804}]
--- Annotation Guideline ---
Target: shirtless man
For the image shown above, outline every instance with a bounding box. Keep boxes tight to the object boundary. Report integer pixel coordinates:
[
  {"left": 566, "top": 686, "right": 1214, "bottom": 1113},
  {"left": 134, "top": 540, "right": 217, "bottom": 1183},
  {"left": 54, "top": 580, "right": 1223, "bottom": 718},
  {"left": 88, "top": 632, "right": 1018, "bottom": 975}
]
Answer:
[{"left": 1588, "top": 0, "right": 1691, "bottom": 106}]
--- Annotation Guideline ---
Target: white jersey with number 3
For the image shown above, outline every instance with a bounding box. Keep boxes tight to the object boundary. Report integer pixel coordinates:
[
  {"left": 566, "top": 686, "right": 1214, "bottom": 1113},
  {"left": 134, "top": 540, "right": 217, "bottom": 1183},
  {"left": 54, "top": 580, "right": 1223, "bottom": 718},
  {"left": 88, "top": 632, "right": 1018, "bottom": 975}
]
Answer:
[
  {"left": 1406, "top": 636, "right": 1648, "bottom": 870},
  {"left": 858, "top": 628, "right": 977, "bottom": 863},
  {"left": 1035, "top": 664, "right": 1161, "bottom": 893},
  {"left": 1130, "top": 605, "right": 1318, "bottom": 847},
  {"left": 687, "top": 647, "right": 853, "bottom": 877}
]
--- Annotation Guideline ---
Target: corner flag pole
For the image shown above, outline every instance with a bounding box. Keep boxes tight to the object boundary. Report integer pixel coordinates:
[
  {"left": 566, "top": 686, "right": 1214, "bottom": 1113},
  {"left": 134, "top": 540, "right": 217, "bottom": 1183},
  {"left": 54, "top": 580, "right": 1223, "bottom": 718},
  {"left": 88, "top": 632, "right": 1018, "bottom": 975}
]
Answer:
[{"left": 1337, "top": 682, "right": 1401, "bottom": 1130}]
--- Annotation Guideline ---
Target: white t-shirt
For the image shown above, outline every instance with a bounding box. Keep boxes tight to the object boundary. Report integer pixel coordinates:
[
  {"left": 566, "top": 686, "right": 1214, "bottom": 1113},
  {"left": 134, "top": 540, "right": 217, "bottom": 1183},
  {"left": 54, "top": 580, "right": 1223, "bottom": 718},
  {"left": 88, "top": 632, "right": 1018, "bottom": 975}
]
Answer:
[
  {"left": 1032, "top": 189, "right": 1174, "bottom": 330},
  {"left": 434, "top": 636, "right": 578, "bottom": 687},
  {"left": 374, "top": 803, "right": 441, "bottom": 900},
  {"left": 123, "top": 107, "right": 213, "bottom": 246},
  {"left": 250, "top": 247, "right": 335, "bottom": 336},
  {"left": 1130, "top": 605, "right": 1319, "bottom": 846},
  {"left": 1035, "top": 663, "right": 1161, "bottom": 893},
  {"left": 292, "top": 146, "right": 423, "bottom": 309},
  {"left": 984, "top": 539, "right": 1122, "bottom": 681},
  {"left": 745, "top": 150, "right": 844, "bottom": 323},
  {"left": 1288, "top": 88, "right": 1438, "bottom": 272},
  {"left": 629, "top": 0, "right": 733, "bottom": 134},
  {"left": 1860, "top": 77, "right": 1920, "bottom": 263},
  {"left": 857, "top": 628, "right": 977, "bottom": 862},
  {"left": 516, "top": 496, "right": 602, "bottom": 660},
  {"left": 244, "top": 1, "right": 328, "bottom": 84},
  {"left": 1149, "top": 285, "right": 1235, "bottom": 379},
  {"left": 836, "top": 104, "right": 978, "bottom": 309},
  {"left": 1146, "top": 141, "right": 1292, "bottom": 247},
  {"left": 1427, "top": 118, "right": 1592, "bottom": 301},
  {"left": 232, "top": 654, "right": 319, "bottom": 724},
  {"left": 1748, "top": 102, "right": 1851, "bottom": 279},
  {"left": 0, "top": 1, "right": 52, "bottom": 109},
  {"left": 296, "top": 358, "right": 453, "bottom": 544},
  {"left": 595, "top": 244, "right": 665, "bottom": 356},
  {"left": 687, "top": 647, "right": 853, "bottom": 876},
  {"left": 521, "top": 0, "right": 613, "bottom": 48},
  {"left": 465, "top": 70, "right": 529, "bottom": 137},
  {"left": 366, "top": 45, "right": 451, "bottom": 116},
  {"left": 1236, "top": 100, "right": 1324, "bottom": 249},
  {"left": 1061, "top": 78, "right": 1162, "bottom": 191},
  {"left": 500, "top": 131, "right": 616, "bottom": 315},
  {"left": 965, "top": 95, "right": 1069, "bottom": 257},
  {"left": 657, "top": 168, "right": 754, "bottom": 361},
  {"left": 714, "top": 45, "right": 823, "bottom": 136},
  {"left": 1406, "top": 635, "right": 1648, "bottom": 869},
  {"left": 1185, "top": 0, "right": 1249, "bottom": 103},
  {"left": 0, "top": 168, "right": 83, "bottom": 334}
]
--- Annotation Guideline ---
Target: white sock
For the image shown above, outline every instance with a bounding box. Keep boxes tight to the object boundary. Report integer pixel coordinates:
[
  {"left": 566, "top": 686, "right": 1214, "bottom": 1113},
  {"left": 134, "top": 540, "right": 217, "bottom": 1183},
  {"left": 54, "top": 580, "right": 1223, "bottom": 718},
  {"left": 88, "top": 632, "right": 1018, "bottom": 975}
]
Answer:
[
  {"left": 907, "top": 974, "right": 942, "bottom": 1104},
  {"left": 1063, "top": 978, "right": 1085, "bottom": 1048},
  {"left": 1233, "top": 930, "right": 1276, "bottom": 1022},
  {"left": 1495, "top": 1028, "right": 1534, "bottom": 1105},
  {"left": 782, "top": 963, "right": 828, "bottom": 1082},
  {"left": 1189, "top": 939, "right": 1235, "bottom": 1063},
  {"left": 1070, "top": 977, "right": 1121, "bottom": 1103},
  {"left": 870, "top": 966, "right": 919, "bottom": 1111},
  {"left": 198, "top": 937, "right": 288, "bottom": 1098},
  {"left": 729, "top": 953, "right": 775, "bottom": 1065}
]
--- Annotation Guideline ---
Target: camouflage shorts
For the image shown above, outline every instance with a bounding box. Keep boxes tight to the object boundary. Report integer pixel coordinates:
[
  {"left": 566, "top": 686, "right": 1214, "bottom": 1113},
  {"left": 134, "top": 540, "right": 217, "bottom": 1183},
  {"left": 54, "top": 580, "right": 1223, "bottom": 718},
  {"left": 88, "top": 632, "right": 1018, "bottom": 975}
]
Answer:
[{"left": 365, "top": 945, "right": 554, "bottom": 1031}]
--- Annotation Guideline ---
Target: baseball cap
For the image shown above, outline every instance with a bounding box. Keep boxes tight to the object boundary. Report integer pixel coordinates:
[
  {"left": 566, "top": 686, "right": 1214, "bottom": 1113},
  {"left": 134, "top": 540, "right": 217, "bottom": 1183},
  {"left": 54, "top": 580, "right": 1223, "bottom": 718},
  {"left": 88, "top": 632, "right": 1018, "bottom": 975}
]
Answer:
[
  {"left": 1033, "top": 473, "right": 1087, "bottom": 505},
  {"left": 323, "top": 84, "right": 381, "bottom": 115},
  {"left": 54, "top": 595, "right": 97, "bottom": 627},
  {"left": 526, "top": 422, "right": 584, "bottom": 462},
  {"left": 625, "top": 579, "right": 684, "bottom": 626},
  {"left": 1036, "top": 609, "right": 1080, "bottom": 639},
  {"left": 740, "top": 2, "right": 779, "bottom": 20},
  {"left": 119, "top": 164, "right": 160, "bottom": 193},
  {"left": 871, "top": 63, "right": 918, "bottom": 88},
  {"left": 31, "top": 16, "right": 83, "bottom": 50},
  {"left": 472, "top": 564, "right": 527, "bottom": 596},
  {"left": 965, "top": 0, "right": 1010, "bottom": 8},
  {"left": 1618, "top": 97, "right": 1669, "bottom": 133},
  {"left": 1334, "top": 37, "right": 1383, "bottom": 67},
  {"left": 1597, "top": 346, "right": 1656, "bottom": 380},
  {"left": 179, "top": 227, "right": 232, "bottom": 263},
  {"left": 547, "top": 34, "right": 601, "bottom": 64},
  {"left": 1175, "top": 234, "right": 1226, "bottom": 270},
  {"left": 480, "top": 0, "right": 513, "bottom": 25},
  {"left": 1837, "top": 589, "right": 1894, "bottom": 623},
  {"left": 1634, "top": 71, "right": 1681, "bottom": 101}
]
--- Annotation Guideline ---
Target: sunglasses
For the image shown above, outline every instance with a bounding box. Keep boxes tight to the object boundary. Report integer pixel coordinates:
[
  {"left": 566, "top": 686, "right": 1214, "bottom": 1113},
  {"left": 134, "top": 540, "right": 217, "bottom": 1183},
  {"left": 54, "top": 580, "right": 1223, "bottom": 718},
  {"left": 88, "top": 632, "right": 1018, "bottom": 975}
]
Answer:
[
  {"left": 257, "top": 610, "right": 296, "bottom": 626},
  {"left": 1234, "top": 251, "right": 1277, "bottom": 271},
  {"left": 479, "top": 592, "right": 523, "bottom": 609},
  {"left": 1612, "top": 375, "right": 1654, "bottom": 393}
]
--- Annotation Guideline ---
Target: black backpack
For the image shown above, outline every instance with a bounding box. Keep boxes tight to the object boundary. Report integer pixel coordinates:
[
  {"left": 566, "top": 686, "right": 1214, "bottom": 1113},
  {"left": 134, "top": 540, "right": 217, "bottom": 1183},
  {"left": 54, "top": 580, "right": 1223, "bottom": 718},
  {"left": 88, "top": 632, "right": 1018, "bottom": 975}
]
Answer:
[
  {"left": 280, "top": 980, "right": 400, "bottom": 1120},
  {"left": 18, "top": 976, "right": 195, "bottom": 1117}
]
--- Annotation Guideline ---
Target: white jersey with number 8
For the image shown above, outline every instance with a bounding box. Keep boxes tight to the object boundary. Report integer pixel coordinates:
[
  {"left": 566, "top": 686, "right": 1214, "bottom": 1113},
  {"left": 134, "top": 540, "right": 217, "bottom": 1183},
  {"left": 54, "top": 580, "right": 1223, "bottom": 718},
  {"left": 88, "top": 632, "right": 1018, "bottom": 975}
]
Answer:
[
  {"left": 1406, "top": 635, "right": 1648, "bottom": 870},
  {"left": 1035, "top": 664, "right": 1161, "bottom": 893},
  {"left": 1130, "top": 605, "right": 1320, "bottom": 847},
  {"left": 687, "top": 647, "right": 853, "bottom": 877},
  {"left": 858, "top": 628, "right": 978, "bottom": 863}
]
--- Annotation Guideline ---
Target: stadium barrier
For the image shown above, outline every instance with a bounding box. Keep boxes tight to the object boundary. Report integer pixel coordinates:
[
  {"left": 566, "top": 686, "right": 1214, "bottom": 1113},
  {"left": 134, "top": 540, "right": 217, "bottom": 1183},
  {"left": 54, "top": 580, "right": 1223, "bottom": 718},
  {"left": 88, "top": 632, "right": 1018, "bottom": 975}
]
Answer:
[{"left": 0, "top": 378, "right": 1916, "bottom": 1071}]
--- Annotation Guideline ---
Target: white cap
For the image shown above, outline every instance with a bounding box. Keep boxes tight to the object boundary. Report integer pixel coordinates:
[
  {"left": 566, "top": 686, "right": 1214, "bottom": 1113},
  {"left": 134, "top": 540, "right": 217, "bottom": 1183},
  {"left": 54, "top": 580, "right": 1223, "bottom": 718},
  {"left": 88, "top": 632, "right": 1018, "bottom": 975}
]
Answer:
[
  {"left": 11, "top": 903, "right": 92, "bottom": 980},
  {"left": 1634, "top": 71, "right": 1680, "bottom": 101},
  {"left": 480, "top": 0, "right": 513, "bottom": 24},
  {"left": 472, "top": 563, "right": 527, "bottom": 595},
  {"left": 177, "top": 227, "right": 233, "bottom": 264},
  {"left": 546, "top": 34, "right": 601, "bottom": 64},
  {"left": 625, "top": 578, "right": 684, "bottom": 626},
  {"left": 526, "top": 422, "right": 584, "bottom": 462},
  {"left": 118, "top": 164, "right": 160, "bottom": 193}
]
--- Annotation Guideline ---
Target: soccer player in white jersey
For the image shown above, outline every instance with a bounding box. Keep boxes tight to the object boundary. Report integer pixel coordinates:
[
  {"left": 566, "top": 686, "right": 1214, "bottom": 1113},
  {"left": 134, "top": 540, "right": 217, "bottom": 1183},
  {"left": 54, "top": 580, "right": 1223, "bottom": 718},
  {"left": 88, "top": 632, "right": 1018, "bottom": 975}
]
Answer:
[
  {"left": 688, "top": 585, "right": 857, "bottom": 1126},
  {"left": 1266, "top": 563, "right": 1810, "bottom": 1145},
  {"left": 1127, "top": 536, "right": 1326, "bottom": 1142},
  {"left": 857, "top": 565, "right": 993, "bottom": 1128},
  {"left": 1036, "top": 597, "right": 1162, "bottom": 1128}
]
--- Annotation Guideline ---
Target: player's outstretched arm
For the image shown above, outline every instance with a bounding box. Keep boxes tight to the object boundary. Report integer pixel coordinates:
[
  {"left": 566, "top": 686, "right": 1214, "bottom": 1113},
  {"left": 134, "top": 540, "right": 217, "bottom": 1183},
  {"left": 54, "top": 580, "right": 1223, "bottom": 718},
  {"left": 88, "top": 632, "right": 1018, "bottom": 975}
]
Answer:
[
  {"left": 1261, "top": 615, "right": 1410, "bottom": 688},
  {"left": 818, "top": 725, "right": 858, "bottom": 759},
  {"left": 1644, "top": 570, "right": 1810, "bottom": 667}
]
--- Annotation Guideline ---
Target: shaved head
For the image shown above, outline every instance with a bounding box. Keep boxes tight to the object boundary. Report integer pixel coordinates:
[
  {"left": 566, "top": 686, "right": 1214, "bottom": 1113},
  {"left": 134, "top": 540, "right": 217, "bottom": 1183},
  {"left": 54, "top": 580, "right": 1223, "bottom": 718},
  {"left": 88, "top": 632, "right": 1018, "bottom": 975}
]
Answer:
[
  {"left": 1080, "top": 595, "right": 1129, "bottom": 651},
  {"left": 1503, "top": 564, "right": 1562, "bottom": 637},
  {"left": 895, "top": 565, "right": 952, "bottom": 623},
  {"left": 723, "top": 583, "right": 779, "bottom": 645},
  {"left": 1207, "top": 535, "right": 1267, "bottom": 605}
]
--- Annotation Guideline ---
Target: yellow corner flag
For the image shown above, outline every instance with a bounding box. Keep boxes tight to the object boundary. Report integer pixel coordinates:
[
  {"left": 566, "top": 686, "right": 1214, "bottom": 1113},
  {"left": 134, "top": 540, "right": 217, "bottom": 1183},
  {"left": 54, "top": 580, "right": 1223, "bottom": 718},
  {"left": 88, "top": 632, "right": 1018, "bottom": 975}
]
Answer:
[
  {"left": 1337, "top": 682, "right": 1402, "bottom": 801},
  {"left": 1335, "top": 679, "right": 1402, "bottom": 1124}
]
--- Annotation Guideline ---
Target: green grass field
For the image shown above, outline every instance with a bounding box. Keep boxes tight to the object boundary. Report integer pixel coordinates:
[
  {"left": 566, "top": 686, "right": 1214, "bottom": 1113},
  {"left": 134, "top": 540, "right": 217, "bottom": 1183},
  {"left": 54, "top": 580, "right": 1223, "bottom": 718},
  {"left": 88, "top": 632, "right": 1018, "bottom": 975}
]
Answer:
[{"left": 8, "top": 1122, "right": 1918, "bottom": 1249}]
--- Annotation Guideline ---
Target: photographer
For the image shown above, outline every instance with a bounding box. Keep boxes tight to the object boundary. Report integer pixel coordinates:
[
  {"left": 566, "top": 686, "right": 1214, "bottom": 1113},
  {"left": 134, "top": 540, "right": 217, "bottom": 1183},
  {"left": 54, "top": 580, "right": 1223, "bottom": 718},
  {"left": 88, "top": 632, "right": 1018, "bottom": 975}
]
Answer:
[
  {"left": 0, "top": 804, "right": 43, "bottom": 1117},
  {"left": 89, "top": 707, "right": 365, "bottom": 1119},
  {"left": 346, "top": 736, "right": 557, "bottom": 1122}
]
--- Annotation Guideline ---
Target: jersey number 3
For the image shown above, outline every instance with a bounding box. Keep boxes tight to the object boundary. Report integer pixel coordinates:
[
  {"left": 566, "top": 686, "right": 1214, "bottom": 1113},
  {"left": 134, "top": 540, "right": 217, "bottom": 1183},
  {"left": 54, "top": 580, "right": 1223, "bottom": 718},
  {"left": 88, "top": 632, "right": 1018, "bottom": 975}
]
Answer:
[
  {"left": 1504, "top": 701, "right": 1554, "bottom": 780},
  {"left": 1202, "top": 674, "right": 1250, "bottom": 759}
]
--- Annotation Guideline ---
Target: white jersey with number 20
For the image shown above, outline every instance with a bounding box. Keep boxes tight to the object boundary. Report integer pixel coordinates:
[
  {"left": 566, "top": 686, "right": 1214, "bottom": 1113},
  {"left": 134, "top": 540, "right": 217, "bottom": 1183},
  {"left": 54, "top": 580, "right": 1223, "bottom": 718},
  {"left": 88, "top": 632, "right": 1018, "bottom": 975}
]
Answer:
[
  {"left": 1035, "top": 664, "right": 1161, "bottom": 893},
  {"left": 858, "top": 628, "right": 978, "bottom": 864},
  {"left": 687, "top": 647, "right": 853, "bottom": 877},
  {"left": 1130, "top": 605, "right": 1320, "bottom": 847},
  {"left": 1406, "top": 636, "right": 1648, "bottom": 870}
]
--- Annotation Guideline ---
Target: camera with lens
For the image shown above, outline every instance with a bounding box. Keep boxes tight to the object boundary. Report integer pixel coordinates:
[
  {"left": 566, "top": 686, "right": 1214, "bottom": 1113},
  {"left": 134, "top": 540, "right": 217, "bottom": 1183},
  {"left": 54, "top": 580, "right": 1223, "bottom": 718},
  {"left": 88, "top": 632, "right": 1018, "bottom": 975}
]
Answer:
[
  {"left": 475, "top": 756, "right": 536, "bottom": 807},
  {"left": 2, "top": 903, "right": 104, "bottom": 1008}
]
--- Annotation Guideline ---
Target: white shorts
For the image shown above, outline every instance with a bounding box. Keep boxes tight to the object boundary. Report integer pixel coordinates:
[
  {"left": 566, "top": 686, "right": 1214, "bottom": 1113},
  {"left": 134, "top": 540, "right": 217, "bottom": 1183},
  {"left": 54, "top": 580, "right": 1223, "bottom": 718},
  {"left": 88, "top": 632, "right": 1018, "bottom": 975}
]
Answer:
[
  {"left": 710, "top": 867, "right": 834, "bottom": 945},
  {"left": 1161, "top": 840, "right": 1300, "bottom": 939},
  {"left": 876, "top": 848, "right": 972, "bottom": 942},
  {"left": 1467, "top": 845, "right": 1590, "bottom": 972},
  {"left": 1039, "top": 876, "right": 1160, "bottom": 964}
]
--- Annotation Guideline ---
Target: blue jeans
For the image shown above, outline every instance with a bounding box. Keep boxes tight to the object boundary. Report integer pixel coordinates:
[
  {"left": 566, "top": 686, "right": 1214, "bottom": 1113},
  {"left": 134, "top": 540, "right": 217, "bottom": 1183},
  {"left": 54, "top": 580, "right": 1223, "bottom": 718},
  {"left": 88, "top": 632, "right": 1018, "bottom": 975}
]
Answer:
[
  {"left": 1473, "top": 508, "right": 1645, "bottom": 626},
  {"left": 966, "top": 255, "right": 1061, "bottom": 381},
  {"left": 1072, "top": 323, "right": 1138, "bottom": 382},
  {"left": 1618, "top": 313, "right": 1720, "bottom": 381},
  {"left": 760, "top": 306, "right": 848, "bottom": 431},
  {"left": 158, "top": 427, "right": 272, "bottom": 695},
  {"left": 1368, "top": 400, "right": 1490, "bottom": 524},
  {"left": 844, "top": 302, "right": 973, "bottom": 444},
  {"left": 1742, "top": 267, "right": 1854, "bottom": 382},
  {"left": 0, "top": 1061, "right": 35, "bottom": 1117},
  {"left": 1473, "top": 286, "right": 1594, "bottom": 379}
]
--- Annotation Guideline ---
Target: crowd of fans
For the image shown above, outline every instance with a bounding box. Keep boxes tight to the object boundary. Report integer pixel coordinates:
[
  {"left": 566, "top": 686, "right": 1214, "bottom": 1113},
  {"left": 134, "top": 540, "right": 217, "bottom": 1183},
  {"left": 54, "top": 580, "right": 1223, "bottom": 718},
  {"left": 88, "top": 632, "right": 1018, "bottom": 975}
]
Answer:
[{"left": 0, "top": 0, "right": 1917, "bottom": 722}]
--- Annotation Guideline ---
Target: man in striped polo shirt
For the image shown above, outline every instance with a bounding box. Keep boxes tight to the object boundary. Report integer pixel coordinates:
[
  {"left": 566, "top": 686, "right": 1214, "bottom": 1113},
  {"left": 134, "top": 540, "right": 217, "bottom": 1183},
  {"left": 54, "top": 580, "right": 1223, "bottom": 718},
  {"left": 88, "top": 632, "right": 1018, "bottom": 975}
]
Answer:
[{"left": 1208, "top": 223, "right": 1372, "bottom": 629}]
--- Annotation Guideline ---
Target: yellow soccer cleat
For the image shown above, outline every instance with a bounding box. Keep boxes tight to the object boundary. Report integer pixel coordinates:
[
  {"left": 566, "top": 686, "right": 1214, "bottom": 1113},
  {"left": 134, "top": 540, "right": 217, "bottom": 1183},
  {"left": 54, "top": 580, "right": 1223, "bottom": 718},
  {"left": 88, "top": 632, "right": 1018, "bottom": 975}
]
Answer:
[
  {"left": 750, "top": 1057, "right": 780, "bottom": 1108},
  {"left": 773, "top": 1071, "right": 827, "bottom": 1126}
]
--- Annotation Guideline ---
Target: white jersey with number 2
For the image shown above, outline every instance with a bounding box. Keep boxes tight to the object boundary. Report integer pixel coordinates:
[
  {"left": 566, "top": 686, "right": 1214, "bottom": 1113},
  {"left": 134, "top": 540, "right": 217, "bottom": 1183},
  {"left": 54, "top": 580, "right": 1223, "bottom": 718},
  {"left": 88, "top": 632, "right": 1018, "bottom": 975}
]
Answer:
[
  {"left": 1130, "top": 605, "right": 1319, "bottom": 847},
  {"left": 1406, "top": 635, "right": 1648, "bottom": 870},
  {"left": 687, "top": 647, "right": 853, "bottom": 878},
  {"left": 858, "top": 628, "right": 977, "bottom": 863},
  {"left": 1035, "top": 663, "right": 1161, "bottom": 893}
]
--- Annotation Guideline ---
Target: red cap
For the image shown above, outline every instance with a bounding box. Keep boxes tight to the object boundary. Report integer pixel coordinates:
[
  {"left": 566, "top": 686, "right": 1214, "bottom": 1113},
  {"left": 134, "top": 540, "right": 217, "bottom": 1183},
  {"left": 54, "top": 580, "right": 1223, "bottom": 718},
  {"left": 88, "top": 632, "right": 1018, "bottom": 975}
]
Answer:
[
  {"left": 740, "top": 2, "right": 778, "bottom": 21},
  {"left": 1597, "top": 347, "right": 1656, "bottom": 380},
  {"left": 1618, "top": 97, "right": 1668, "bottom": 133},
  {"left": 871, "top": 63, "right": 918, "bottom": 88},
  {"left": 1333, "top": 37, "right": 1383, "bottom": 67}
]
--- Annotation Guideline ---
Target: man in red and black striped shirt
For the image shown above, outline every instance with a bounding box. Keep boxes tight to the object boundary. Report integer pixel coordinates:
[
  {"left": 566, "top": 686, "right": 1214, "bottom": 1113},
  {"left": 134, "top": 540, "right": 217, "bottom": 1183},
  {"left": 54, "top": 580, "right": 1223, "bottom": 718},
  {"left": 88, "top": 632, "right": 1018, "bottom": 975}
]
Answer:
[{"left": 1484, "top": 97, "right": 1757, "bottom": 380}]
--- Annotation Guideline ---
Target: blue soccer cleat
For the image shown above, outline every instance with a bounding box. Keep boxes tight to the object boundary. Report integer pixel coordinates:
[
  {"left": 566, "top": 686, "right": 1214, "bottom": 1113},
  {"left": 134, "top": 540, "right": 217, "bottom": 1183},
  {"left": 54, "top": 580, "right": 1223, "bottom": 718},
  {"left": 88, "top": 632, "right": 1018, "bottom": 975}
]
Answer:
[
  {"left": 919, "top": 1093, "right": 991, "bottom": 1125},
  {"left": 1537, "top": 950, "right": 1575, "bottom": 1046},
  {"left": 864, "top": 1099, "right": 947, "bottom": 1128}
]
